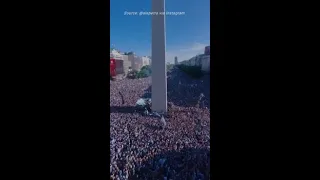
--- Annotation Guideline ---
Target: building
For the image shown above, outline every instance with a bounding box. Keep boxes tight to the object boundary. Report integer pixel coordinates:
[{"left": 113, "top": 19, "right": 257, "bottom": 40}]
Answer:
[
  {"left": 178, "top": 45, "right": 210, "bottom": 73},
  {"left": 204, "top": 46, "right": 210, "bottom": 55},
  {"left": 110, "top": 48, "right": 124, "bottom": 75},
  {"left": 148, "top": 56, "right": 152, "bottom": 66},
  {"left": 110, "top": 48, "right": 133, "bottom": 75},
  {"left": 128, "top": 53, "right": 143, "bottom": 71},
  {"left": 174, "top": 56, "right": 178, "bottom": 65},
  {"left": 110, "top": 48, "right": 123, "bottom": 59},
  {"left": 121, "top": 55, "right": 131, "bottom": 75},
  {"left": 141, "top": 56, "right": 151, "bottom": 67},
  {"left": 110, "top": 48, "right": 151, "bottom": 74},
  {"left": 180, "top": 60, "right": 189, "bottom": 65},
  {"left": 200, "top": 55, "right": 210, "bottom": 72},
  {"left": 189, "top": 56, "right": 196, "bottom": 66},
  {"left": 134, "top": 56, "right": 143, "bottom": 70},
  {"left": 110, "top": 59, "right": 116, "bottom": 77}
]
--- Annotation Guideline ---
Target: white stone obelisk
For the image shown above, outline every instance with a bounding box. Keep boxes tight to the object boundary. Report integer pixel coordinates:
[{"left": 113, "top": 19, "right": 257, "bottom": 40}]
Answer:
[{"left": 151, "top": 0, "right": 167, "bottom": 112}]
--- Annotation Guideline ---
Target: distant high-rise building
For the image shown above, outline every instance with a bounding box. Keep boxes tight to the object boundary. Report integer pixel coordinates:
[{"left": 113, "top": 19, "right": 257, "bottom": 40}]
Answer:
[
  {"left": 204, "top": 46, "right": 210, "bottom": 55},
  {"left": 174, "top": 56, "right": 178, "bottom": 65}
]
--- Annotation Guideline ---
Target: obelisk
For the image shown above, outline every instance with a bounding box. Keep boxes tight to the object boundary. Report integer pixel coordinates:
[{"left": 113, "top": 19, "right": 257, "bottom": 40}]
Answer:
[{"left": 151, "top": 0, "right": 167, "bottom": 112}]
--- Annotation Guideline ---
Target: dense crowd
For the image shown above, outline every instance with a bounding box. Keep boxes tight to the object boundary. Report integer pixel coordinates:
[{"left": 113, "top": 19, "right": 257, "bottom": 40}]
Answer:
[{"left": 110, "top": 67, "right": 210, "bottom": 180}]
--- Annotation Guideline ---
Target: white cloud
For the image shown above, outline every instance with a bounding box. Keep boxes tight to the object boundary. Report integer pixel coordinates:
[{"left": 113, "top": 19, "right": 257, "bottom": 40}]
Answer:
[{"left": 165, "top": 42, "right": 209, "bottom": 63}]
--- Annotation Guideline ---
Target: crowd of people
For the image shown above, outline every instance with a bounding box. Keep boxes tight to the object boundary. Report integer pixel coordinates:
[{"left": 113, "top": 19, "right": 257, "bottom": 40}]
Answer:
[{"left": 110, "top": 67, "right": 210, "bottom": 180}]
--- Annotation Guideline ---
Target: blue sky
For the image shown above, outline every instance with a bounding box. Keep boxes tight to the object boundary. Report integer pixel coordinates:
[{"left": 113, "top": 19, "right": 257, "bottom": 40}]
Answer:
[{"left": 110, "top": 0, "right": 210, "bottom": 63}]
